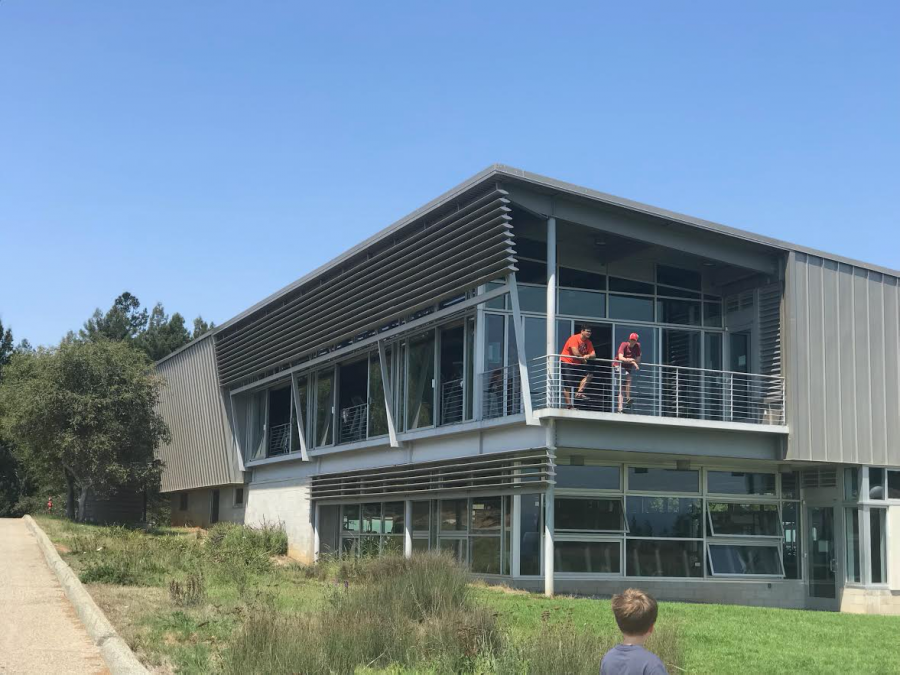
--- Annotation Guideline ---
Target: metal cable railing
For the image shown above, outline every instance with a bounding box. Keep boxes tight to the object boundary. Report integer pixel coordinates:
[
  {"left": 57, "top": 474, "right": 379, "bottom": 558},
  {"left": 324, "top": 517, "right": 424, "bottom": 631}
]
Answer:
[
  {"left": 340, "top": 403, "right": 368, "bottom": 443},
  {"left": 267, "top": 422, "right": 292, "bottom": 456},
  {"left": 530, "top": 355, "right": 785, "bottom": 425},
  {"left": 481, "top": 364, "right": 523, "bottom": 419},
  {"left": 440, "top": 377, "right": 465, "bottom": 425}
]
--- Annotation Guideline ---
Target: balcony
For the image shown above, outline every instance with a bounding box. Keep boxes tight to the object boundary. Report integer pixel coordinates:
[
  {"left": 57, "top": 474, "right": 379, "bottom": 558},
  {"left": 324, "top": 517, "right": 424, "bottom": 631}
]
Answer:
[{"left": 530, "top": 355, "right": 785, "bottom": 428}]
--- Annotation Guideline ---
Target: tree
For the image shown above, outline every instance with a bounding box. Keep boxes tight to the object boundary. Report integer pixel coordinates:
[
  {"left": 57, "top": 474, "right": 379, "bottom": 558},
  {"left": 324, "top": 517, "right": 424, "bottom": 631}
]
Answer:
[
  {"left": 136, "top": 304, "right": 192, "bottom": 361},
  {"left": 81, "top": 291, "right": 148, "bottom": 343},
  {"left": 0, "top": 320, "right": 13, "bottom": 370},
  {"left": 192, "top": 316, "right": 216, "bottom": 339},
  {"left": 0, "top": 339, "right": 169, "bottom": 521}
]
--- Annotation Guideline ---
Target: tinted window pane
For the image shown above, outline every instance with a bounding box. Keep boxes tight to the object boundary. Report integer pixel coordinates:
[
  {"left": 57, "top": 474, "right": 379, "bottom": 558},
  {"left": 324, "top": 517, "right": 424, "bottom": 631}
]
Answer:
[
  {"left": 412, "top": 538, "right": 429, "bottom": 553},
  {"left": 657, "top": 265, "right": 701, "bottom": 290},
  {"left": 406, "top": 332, "right": 435, "bottom": 430},
  {"left": 709, "top": 545, "right": 782, "bottom": 575},
  {"left": 846, "top": 507, "right": 861, "bottom": 582},
  {"left": 560, "top": 266, "right": 606, "bottom": 290},
  {"left": 558, "top": 289, "right": 606, "bottom": 318},
  {"left": 472, "top": 497, "right": 503, "bottom": 532},
  {"left": 704, "top": 301, "right": 723, "bottom": 327},
  {"left": 439, "top": 538, "right": 467, "bottom": 563},
  {"left": 518, "top": 285, "right": 547, "bottom": 313},
  {"left": 608, "top": 295, "right": 654, "bottom": 322},
  {"left": 782, "top": 502, "right": 801, "bottom": 579},
  {"left": 888, "top": 471, "right": 900, "bottom": 499},
  {"left": 342, "top": 504, "right": 360, "bottom": 533},
  {"left": 517, "top": 237, "right": 547, "bottom": 261},
  {"left": 315, "top": 370, "right": 335, "bottom": 446},
  {"left": 520, "top": 494, "right": 542, "bottom": 575},
  {"left": 708, "top": 471, "right": 776, "bottom": 495},
  {"left": 628, "top": 467, "right": 699, "bottom": 493},
  {"left": 484, "top": 281, "right": 507, "bottom": 310},
  {"left": 362, "top": 503, "right": 382, "bottom": 534},
  {"left": 869, "top": 467, "right": 885, "bottom": 500},
  {"left": 471, "top": 537, "right": 501, "bottom": 574},
  {"left": 383, "top": 502, "right": 404, "bottom": 535},
  {"left": 556, "top": 498, "right": 623, "bottom": 531},
  {"left": 555, "top": 541, "right": 621, "bottom": 574},
  {"left": 609, "top": 277, "right": 654, "bottom": 295},
  {"left": 517, "top": 259, "right": 547, "bottom": 284},
  {"left": 657, "top": 285, "right": 701, "bottom": 299},
  {"left": 657, "top": 298, "right": 702, "bottom": 326},
  {"left": 626, "top": 540, "right": 702, "bottom": 577},
  {"left": 440, "top": 499, "right": 467, "bottom": 532},
  {"left": 708, "top": 502, "right": 781, "bottom": 536},
  {"left": 781, "top": 472, "right": 800, "bottom": 500},
  {"left": 626, "top": 497, "right": 702, "bottom": 537},
  {"left": 871, "top": 508, "right": 886, "bottom": 584},
  {"left": 556, "top": 463, "right": 620, "bottom": 490},
  {"left": 412, "top": 502, "right": 430, "bottom": 531}
]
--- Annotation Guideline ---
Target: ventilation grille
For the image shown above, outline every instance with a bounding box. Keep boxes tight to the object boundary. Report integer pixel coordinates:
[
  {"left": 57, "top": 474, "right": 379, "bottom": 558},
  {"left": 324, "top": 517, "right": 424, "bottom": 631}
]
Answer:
[
  {"left": 725, "top": 290, "right": 755, "bottom": 314},
  {"left": 801, "top": 469, "right": 838, "bottom": 489},
  {"left": 758, "top": 282, "right": 783, "bottom": 380},
  {"left": 311, "top": 450, "right": 552, "bottom": 501}
]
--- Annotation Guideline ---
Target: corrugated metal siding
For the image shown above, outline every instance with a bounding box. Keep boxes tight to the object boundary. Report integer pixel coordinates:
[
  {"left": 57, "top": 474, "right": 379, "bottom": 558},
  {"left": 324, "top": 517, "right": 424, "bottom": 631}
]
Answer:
[
  {"left": 214, "top": 186, "right": 517, "bottom": 387},
  {"left": 786, "top": 253, "right": 900, "bottom": 465},
  {"left": 156, "top": 336, "right": 242, "bottom": 492}
]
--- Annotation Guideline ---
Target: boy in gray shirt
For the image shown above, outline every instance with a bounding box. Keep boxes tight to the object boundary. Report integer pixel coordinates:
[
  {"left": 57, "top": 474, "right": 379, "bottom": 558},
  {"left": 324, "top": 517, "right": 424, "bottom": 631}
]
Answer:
[{"left": 600, "top": 588, "right": 668, "bottom": 675}]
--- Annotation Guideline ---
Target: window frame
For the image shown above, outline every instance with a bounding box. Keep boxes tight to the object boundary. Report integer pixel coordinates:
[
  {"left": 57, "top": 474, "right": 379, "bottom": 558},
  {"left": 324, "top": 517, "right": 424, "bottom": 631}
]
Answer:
[{"left": 706, "top": 541, "right": 785, "bottom": 578}]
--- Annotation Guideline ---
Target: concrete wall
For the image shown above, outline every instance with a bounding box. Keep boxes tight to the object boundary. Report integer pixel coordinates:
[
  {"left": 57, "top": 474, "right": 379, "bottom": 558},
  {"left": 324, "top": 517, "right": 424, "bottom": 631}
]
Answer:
[
  {"left": 170, "top": 486, "right": 245, "bottom": 528},
  {"left": 840, "top": 588, "right": 900, "bottom": 615},
  {"left": 244, "top": 470, "right": 313, "bottom": 562}
]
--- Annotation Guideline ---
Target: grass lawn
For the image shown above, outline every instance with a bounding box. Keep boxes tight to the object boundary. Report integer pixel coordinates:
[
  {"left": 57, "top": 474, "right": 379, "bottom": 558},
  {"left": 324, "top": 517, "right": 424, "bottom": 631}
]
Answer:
[{"left": 35, "top": 516, "right": 900, "bottom": 674}]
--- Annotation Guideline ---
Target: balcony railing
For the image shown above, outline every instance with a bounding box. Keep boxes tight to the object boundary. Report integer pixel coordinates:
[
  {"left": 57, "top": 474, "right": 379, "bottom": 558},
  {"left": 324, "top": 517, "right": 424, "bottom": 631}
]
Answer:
[
  {"left": 440, "top": 377, "right": 465, "bottom": 425},
  {"left": 530, "top": 355, "right": 785, "bottom": 426},
  {"left": 267, "top": 422, "right": 292, "bottom": 456},
  {"left": 340, "top": 403, "right": 368, "bottom": 443},
  {"left": 481, "top": 364, "right": 523, "bottom": 420}
]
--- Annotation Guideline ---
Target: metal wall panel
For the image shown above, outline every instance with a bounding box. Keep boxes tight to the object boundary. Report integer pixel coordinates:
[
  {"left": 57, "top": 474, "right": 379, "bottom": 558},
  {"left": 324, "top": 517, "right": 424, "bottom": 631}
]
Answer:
[
  {"left": 786, "top": 253, "right": 900, "bottom": 465},
  {"left": 215, "top": 186, "right": 517, "bottom": 387},
  {"left": 156, "top": 336, "right": 242, "bottom": 492}
]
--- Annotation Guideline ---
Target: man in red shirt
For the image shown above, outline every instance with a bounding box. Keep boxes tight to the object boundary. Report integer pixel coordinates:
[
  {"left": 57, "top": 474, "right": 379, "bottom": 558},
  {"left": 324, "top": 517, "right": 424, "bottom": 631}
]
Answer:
[
  {"left": 617, "top": 333, "right": 641, "bottom": 412},
  {"left": 561, "top": 325, "right": 596, "bottom": 408}
]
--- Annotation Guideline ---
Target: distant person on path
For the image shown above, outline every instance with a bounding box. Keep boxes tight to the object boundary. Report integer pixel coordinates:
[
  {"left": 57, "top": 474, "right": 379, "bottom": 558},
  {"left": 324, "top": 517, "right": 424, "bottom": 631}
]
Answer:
[
  {"left": 600, "top": 588, "right": 668, "bottom": 675},
  {"left": 617, "top": 333, "right": 641, "bottom": 412},
  {"left": 561, "top": 325, "right": 596, "bottom": 408}
]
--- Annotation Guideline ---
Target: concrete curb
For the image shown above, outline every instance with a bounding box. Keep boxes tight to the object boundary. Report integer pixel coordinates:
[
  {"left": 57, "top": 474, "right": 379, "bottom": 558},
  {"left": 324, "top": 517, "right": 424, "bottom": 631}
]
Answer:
[{"left": 23, "top": 515, "right": 150, "bottom": 675}]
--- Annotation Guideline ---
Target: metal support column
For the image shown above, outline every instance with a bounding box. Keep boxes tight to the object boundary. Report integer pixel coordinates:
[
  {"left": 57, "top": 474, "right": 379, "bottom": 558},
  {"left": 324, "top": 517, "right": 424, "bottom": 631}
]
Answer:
[
  {"left": 544, "top": 419, "right": 556, "bottom": 597},
  {"left": 404, "top": 500, "right": 413, "bottom": 558},
  {"left": 313, "top": 502, "right": 321, "bottom": 562},
  {"left": 546, "top": 217, "right": 557, "bottom": 407}
]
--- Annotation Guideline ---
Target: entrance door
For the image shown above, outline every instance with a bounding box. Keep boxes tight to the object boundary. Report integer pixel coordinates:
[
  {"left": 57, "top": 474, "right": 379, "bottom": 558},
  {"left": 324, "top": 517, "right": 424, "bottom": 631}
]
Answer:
[
  {"left": 807, "top": 505, "right": 839, "bottom": 609},
  {"left": 210, "top": 489, "right": 220, "bottom": 525}
]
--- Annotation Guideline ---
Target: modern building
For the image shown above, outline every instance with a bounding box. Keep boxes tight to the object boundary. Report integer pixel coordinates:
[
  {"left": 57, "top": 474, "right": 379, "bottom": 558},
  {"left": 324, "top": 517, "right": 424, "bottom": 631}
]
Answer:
[{"left": 155, "top": 165, "right": 900, "bottom": 614}]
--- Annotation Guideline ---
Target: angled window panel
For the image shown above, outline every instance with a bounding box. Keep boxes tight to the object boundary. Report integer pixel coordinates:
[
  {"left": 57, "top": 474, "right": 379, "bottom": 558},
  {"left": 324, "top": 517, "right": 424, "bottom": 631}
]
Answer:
[
  {"left": 706, "top": 502, "right": 782, "bottom": 537},
  {"left": 708, "top": 543, "right": 784, "bottom": 577}
]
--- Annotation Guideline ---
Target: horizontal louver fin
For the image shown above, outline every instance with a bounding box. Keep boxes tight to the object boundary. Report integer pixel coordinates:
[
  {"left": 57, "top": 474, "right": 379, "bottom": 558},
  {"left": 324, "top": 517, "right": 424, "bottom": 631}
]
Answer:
[
  {"left": 311, "top": 450, "right": 552, "bottom": 501},
  {"left": 215, "top": 187, "right": 517, "bottom": 386}
]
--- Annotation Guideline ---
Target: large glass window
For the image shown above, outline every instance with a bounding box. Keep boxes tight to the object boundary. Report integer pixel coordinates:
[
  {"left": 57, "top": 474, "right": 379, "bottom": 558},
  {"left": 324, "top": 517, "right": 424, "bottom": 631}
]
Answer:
[
  {"left": 406, "top": 332, "right": 435, "bottom": 430},
  {"left": 555, "top": 541, "right": 621, "bottom": 574},
  {"left": 626, "top": 540, "right": 702, "bottom": 577},
  {"left": 441, "top": 499, "right": 467, "bottom": 532},
  {"left": 708, "top": 544, "right": 783, "bottom": 576},
  {"left": 707, "top": 502, "right": 781, "bottom": 537},
  {"left": 657, "top": 265, "right": 701, "bottom": 291},
  {"left": 628, "top": 467, "right": 699, "bottom": 493},
  {"left": 845, "top": 507, "right": 861, "bottom": 583},
  {"left": 555, "top": 498, "right": 625, "bottom": 532},
  {"left": 314, "top": 369, "right": 335, "bottom": 447},
  {"left": 608, "top": 294, "right": 654, "bottom": 322},
  {"left": 888, "top": 470, "right": 900, "bottom": 499},
  {"left": 657, "top": 298, "right": 702, "bottom": 326},
  {"left": 626, "top": 497, "right": 702, "bottom": 538},
  {"left": 558, "top": 289, "right": 605, "bottom": 318},
  {"left": 869, "top": 467, "right": 886, "bottom": 500},
  {"left": 707, "top": 471, "right": 776, "bottom": 496},
  {"left": 557, "top": 461, "right": 620, "bottom": 490},
  {"left": 368, "top": 353, "right": 389, "bottom": 437},
  {"left": 520, "top": 494, "right": 542, "bottom": 575},
  {"left": 781, "top": 501, "right": 801, "bottom": 579},
  {"left": 559, "top": 266, "right": 605, "bottom": 290},
  {"left": 844, "top": 468, "right": 860, "bottom": 501},
  {"left": 870, "top": 508, "right": 887, "bottom": 584}
]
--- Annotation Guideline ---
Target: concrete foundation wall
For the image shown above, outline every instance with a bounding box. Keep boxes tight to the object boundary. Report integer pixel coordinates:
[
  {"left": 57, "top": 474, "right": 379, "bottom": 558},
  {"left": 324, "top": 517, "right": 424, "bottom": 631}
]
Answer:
[
  {"left": 244, "top": 472, "right": 313, "bottom": 563},
  {"left": 840, "top": 587, "right": 900, "bottom": 615},
  {"left": 170, "top": 486, "right": 245, "bottom": 528}
]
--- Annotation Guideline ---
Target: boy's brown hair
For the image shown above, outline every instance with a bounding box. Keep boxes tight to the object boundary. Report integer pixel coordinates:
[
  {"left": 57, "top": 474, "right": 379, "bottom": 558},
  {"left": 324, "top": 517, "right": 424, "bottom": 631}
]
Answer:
[{"left": 611, "top": 588, "right": 658, "bottom": 636}]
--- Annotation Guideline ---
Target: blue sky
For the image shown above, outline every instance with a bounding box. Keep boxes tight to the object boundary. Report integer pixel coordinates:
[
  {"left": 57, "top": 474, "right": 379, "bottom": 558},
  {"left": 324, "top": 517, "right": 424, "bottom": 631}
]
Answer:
[{"left": 1, "top": 2, "right": 898, "bottom": 347}]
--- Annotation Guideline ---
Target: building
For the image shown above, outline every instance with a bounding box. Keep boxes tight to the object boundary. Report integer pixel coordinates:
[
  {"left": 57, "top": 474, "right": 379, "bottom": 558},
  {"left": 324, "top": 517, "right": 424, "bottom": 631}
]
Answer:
[{"left": 155, "top": 165, "right": 900, "bottom": 614}]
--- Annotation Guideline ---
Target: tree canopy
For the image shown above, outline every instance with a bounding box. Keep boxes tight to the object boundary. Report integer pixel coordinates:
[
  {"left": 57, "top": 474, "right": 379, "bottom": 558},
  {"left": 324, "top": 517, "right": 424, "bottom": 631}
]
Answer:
[{"left": 0, "top": 339, "right": 170, "bottom": 521}]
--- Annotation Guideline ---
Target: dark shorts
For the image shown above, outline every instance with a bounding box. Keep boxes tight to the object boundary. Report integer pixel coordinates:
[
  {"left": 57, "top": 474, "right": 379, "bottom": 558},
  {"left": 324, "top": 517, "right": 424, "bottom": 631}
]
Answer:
[{"left": 562, "top": 363, "right": 589, "bottom": 390}]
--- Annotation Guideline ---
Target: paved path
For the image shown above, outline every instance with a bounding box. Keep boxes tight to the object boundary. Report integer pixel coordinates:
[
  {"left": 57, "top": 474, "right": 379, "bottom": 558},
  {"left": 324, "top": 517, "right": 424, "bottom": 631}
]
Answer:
[{"left": 0, "top": 519, "right": 107, "bottom": 675}]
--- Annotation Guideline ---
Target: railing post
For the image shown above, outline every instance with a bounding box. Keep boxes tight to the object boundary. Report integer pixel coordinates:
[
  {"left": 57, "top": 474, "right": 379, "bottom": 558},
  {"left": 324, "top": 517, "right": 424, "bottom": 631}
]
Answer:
[
  {"left": 675, "top": 368, "right": 680, "bottom": 418},
  {"left": 546, "top": 217, "right": 557, "bottom": 409}
]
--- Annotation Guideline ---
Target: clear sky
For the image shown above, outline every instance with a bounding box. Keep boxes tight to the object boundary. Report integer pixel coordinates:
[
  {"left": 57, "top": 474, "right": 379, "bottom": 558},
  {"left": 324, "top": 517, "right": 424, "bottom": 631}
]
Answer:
[{"left": 1, "top": 2, "right": 898, "bottom": 347}]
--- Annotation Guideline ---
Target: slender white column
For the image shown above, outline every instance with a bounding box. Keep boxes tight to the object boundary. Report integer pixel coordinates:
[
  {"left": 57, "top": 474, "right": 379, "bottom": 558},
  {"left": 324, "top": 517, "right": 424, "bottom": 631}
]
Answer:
[
  {"left": 546, "top": 217, "right": 557, "bottom": 406},
  {"left": 404, "top": 500, "right": 413, "bottom": 558},
  {"left": 313, "top": 502, "right": 321, "bottom": 562},
  {"left": 544, "top": 420, "right": 556, "bottom": 597}
]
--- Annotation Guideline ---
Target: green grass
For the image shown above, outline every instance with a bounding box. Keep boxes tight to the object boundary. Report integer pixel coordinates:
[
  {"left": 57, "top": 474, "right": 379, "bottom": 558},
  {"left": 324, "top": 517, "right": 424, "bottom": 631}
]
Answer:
[{"left": 35, "top": 516, "right": 900, "bottom": 674}]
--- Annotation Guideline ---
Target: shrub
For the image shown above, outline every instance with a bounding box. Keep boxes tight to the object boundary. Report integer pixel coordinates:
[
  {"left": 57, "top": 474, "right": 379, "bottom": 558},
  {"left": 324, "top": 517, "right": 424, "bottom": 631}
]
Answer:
[
  {"left": 169, "top": 573, "right": 206, "bottom": 607},
  {"left": 80, "top": 560, "right": 141, "bottom": 585}
]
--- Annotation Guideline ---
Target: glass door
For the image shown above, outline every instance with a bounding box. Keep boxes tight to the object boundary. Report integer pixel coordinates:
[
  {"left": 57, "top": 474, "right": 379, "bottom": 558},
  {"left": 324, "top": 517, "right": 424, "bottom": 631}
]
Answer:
[{"left": 807, "top": 505, "right": 839, "bottom": 609}]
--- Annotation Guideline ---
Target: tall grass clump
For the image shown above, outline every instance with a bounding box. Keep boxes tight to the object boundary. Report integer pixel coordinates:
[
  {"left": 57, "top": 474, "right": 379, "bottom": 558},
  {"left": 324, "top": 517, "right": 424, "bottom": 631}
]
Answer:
[{"left": 223, "top": 552, "right": 502, "bottom": 675}]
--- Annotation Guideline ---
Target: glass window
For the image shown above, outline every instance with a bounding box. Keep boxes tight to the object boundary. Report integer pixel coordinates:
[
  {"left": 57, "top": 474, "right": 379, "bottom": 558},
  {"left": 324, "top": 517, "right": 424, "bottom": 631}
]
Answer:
[
  {"left": 657, "top": 298, "right": 702, "bottom": 326},
  {"left": 555, "top": 541, "right": 621, "bottom": 574},
  {"left": 869, "top": 467, "right": 885, "bottom": 500},
  {"left": 484, "top": 314, "right": 505, "bottom": 373},
  {"left": 608, "top": 295, "right": 654, "bottom": 322},
  {"left": 626, "top": 540, "right": 702, "bottom": 577},
  {"left": 781, "top": 501, "right": 801, "bottom": 579},
  {"left": 626, "top": 497, "right": 702, "bottom": 538},
  {"left": 703, "top": 301, "right": 723, "bottom": 328},
  {"left": 556, "top": 461, "right": 620, "bottom": 490},
  {"left": 628, "top": 467, "right": 699, "bottom": 493},
  {"left": 439, "top": 538, "right": 467, "bottom": 563},
  {"left": 870, "top": 508, "right": 887, "bottom": 584},
  {"left": 844, "top": 468, "right": 860, "bottom": 501},
  {"left": 781, "top": 472, "right": 800, "bottom": 500},
  {"left": 708, "top": 545, "right": 783, "bottom": 576},
  {"left": 291, "top": 375, "right": 308, "bottom": 452},
  {"left": 517, "top": 237, "right": 547, "bottom": 261},
  {"left": 707, "top": 471, "right": 776, "bottom": 496},
  {"left": 359, "top": 536, "right": 380, "bottom": 557},
  {"left": 657, "top": 265, "right": 701, "bottom": 291},
  {"left": 555, "top": 498, "right": 624, "bottom": 532},
  {"left": 484, "top": 281, "right": 507, "bottom": 310},
  {"left": 657, "top": 285, "right": 701, "bottom": 300},
  {"left": 845, "top": 507, "right": 860, "bottom": 583},
  {"left": 518, "top": 285, "right": 547, "bottom": 313},
  {"left": 471, "top": 537, "right": 501, "bottom": 574},
  {"left": 412, "top": 538, "right": 429, "bottom": 553},
  {"left": 440, "top": 499, "right": 467, "bottom": 532},
  {"left": 517, "top": 259, "right": 547, "bottom": 284},
  {"left": 249, "top": 389, "right": 267, "bottom": 461},
  {"left": 362, "top": 503, "right": 382, "bottom": 534},
  {"left": 888, "top": 471, "right": 900, "bottom": 499},
  {"left": 560, "top": 267, "right": 606, "bottom": 290},
  {"left": 342, "top": 504, "right": 361, "bottom": 533},
  {"left": 707, "top": 502, "right": 781, "bottom": 537},
  {"left": 382, "top": 502, "right": 404, "bottom": 535},
  {"left": 609, "top": 277, "right": 654, "bottom": 295},
  {"left": 558, "top": 289, "right": 605, "bottom": 318},
  {"left": 472, "top": 497, "right": 502, "bottom": 532},
  {"left": 406, "top": 331, "right": 435, "bottom": 430},
  {"left": 519, "top": 494, "right": 542, "bottom": 575},
  {"left": 315, "top": 369, "right": 335, "bottom": 447},
  {"left": 368, "top": 353, "right": 389, "bottom": 437},
  {"left": 412, "top": 501, "right": 430, "bottom": 532}
]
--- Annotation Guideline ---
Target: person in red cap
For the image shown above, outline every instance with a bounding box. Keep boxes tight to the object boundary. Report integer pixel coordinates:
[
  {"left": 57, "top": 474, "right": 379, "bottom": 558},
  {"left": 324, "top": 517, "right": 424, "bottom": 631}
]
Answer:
[{"left": 617, "top": 333, "right": 642, "bottom": 412}]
